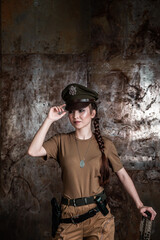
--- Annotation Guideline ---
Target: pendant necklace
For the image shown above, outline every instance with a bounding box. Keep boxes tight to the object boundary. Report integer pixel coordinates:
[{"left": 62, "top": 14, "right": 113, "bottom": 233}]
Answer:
[{"left": 75, "top": 135, "right": 92, "bottom": 168}]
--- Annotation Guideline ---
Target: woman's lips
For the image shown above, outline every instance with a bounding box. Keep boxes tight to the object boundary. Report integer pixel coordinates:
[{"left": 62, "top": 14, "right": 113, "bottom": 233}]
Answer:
[{"left": 74, "top": 121, "right": 81, "bottom": 124}]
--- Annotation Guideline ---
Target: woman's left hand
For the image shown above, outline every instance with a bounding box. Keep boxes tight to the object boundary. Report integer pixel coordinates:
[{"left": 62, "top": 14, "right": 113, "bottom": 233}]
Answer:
[{"left": 139, "top": 206, "right": 157, "bottom": 221}]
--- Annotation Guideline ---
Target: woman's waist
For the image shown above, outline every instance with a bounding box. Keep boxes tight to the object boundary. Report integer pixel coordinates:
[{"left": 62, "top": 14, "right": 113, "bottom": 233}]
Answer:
[
  {"left": 60, "top": 189, "right": 106, "bottom": 217},
  {"left": 61, "top": 190, "right": 106, "bottom": 206},
  {"left": 62, "top": 185, "right": 104, "bottom": 200}
]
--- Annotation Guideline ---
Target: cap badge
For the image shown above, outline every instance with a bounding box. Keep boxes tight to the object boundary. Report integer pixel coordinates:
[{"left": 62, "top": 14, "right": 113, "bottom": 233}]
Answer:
[{"left": 69, "top": 85, "right": 77, "bottom": 95}]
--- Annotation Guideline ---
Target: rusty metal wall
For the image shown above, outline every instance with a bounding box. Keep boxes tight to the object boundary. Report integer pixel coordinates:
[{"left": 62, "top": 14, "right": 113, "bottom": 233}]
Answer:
[
  {"left": 1, "top": 0, "right": 160, "bottom": 240},
  {"left": 89, "top": 0, "right": 160, "bottom": 170},
  {"left": 2, "top": 0, "right": 90, "bottom": 54}
]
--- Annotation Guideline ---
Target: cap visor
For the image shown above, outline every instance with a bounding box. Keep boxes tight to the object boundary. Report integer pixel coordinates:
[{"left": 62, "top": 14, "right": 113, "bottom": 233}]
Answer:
[{"left": 65, "top": 102, "right": 90, "bottom": 111}]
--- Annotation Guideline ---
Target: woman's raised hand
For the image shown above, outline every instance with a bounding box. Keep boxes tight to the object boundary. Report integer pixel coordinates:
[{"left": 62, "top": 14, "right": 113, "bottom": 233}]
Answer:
[{"left": 47, "top": 104, "right": 67, "bottom": 122}]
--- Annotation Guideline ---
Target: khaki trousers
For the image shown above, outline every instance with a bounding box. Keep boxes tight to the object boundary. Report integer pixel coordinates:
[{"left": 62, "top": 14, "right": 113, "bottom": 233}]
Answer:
[{"left": 54, "top": 203, "right": 115, "bottom": 240}]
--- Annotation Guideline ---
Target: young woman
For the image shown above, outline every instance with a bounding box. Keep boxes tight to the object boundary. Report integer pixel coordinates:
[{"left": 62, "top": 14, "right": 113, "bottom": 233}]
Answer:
[{"left": 28, "top": 83, "right": 156, "bottom": 240}]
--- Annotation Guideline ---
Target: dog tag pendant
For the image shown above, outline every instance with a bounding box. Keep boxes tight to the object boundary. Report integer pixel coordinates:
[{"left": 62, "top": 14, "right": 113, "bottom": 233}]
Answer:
[{"left": 80, "top": 160, "right": 85, "bottom": 168}]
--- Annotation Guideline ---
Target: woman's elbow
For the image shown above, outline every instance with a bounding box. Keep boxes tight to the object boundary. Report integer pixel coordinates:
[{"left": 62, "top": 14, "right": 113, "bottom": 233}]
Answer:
[
  {"left": 28, "top": 149, "right": 34, "bottom": 156},
  {"left": 27, "top": 147, "right": 46, "bottom": 157},
  {"left": 27, "top": 148, "right": 37, "bottom": 157}
]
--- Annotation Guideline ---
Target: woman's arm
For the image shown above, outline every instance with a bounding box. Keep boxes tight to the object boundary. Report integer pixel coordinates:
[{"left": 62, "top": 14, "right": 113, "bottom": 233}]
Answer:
[
  {"left": 28, "top": 104, "right": 66, "bottom": 157},
  {"left": 116, "top": 167, "right": 157, "bottom": 220}
]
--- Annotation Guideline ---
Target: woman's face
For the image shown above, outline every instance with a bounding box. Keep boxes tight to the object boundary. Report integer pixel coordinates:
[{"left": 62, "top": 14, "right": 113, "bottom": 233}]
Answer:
[{"left": 68, "top": 105, "right": 96, "bottom": 130}]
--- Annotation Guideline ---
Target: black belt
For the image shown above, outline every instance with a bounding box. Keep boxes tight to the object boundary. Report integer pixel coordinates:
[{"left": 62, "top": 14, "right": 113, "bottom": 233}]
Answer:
[
  {"left": 60, "top": 206, "right": 99, "bottom": 224},
  {"left": 61, "top": 191, "right": 106, "bottom": 207}
]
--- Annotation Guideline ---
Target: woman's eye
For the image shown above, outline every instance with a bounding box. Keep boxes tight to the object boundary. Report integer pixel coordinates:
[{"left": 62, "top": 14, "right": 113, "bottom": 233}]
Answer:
[
  {"left": 69, "top": 110, "right": 73, "bottom": 114},
  {"left": 79, "top": 109, "right": 85, "bottom": 113}
]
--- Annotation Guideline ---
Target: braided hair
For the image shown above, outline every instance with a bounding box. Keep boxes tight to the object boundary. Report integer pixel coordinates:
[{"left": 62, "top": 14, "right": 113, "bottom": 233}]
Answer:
[{"left": 90, "top": 102, "right": 110, "bottom": 186}]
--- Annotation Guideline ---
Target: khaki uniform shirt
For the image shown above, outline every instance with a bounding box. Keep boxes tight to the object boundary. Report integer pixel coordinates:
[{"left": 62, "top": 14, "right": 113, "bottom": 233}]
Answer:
[{"left": 43, "top": 132, "right": 123, "bottom": 199}]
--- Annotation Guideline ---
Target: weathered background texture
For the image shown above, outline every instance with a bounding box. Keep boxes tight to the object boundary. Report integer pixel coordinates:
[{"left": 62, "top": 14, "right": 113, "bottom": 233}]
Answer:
[{"left": 1, "top": 0, "right": 160, "bottom": 239}]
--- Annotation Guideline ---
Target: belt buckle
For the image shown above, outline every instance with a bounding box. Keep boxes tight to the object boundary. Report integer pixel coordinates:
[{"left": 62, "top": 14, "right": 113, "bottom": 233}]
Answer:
[
  {"left": 71, "top": 215, "right": 79, "bottom": 224},
  {"left": 73, "top": 199, "right": 77, "bottom": 207},
  {"left": 84, "top": 197, "right": 88, "bottom": 204},
  {"left": 71, "top": 217, "right": 76, "bottom": 224}
]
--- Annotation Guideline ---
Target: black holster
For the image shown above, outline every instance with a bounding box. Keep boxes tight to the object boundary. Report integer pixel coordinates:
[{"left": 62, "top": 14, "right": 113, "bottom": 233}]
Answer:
[
  {"left": 95, "top": 196, "right": 109, "bottom": 216},
  {"left": 51, "top": 198, "right": 61, "bottom": 237}
]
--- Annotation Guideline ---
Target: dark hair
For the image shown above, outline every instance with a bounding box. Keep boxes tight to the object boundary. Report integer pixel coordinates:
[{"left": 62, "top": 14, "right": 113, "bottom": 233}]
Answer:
[{"left": 90, "top": 102, "right": 110, "bottom": 186}]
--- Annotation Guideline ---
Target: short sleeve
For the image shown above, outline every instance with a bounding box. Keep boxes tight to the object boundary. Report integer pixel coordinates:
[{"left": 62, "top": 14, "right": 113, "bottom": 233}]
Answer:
[
  {"left": 104, "top": 139, "right": 123, "bottom": 172},
  {"left": 42, "top": 135, "right": 59, "bottom": 161}
]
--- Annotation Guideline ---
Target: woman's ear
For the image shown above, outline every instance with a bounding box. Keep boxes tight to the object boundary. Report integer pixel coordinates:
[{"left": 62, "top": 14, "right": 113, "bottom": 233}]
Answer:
[{"left": 91, "top": 109, "right": 96, "bottom": 119}]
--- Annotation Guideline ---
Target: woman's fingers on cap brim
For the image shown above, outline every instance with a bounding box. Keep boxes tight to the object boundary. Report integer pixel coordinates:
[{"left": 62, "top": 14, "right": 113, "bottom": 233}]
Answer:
[
  {"left": 53, "top": 107, "right": 59, "bottom": 112},
  {"left": 58, "top": 110, "right": 67, "bottom": 116},
  {"left": 60, "top": 104, "right": 66, "bottom": 109}
]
